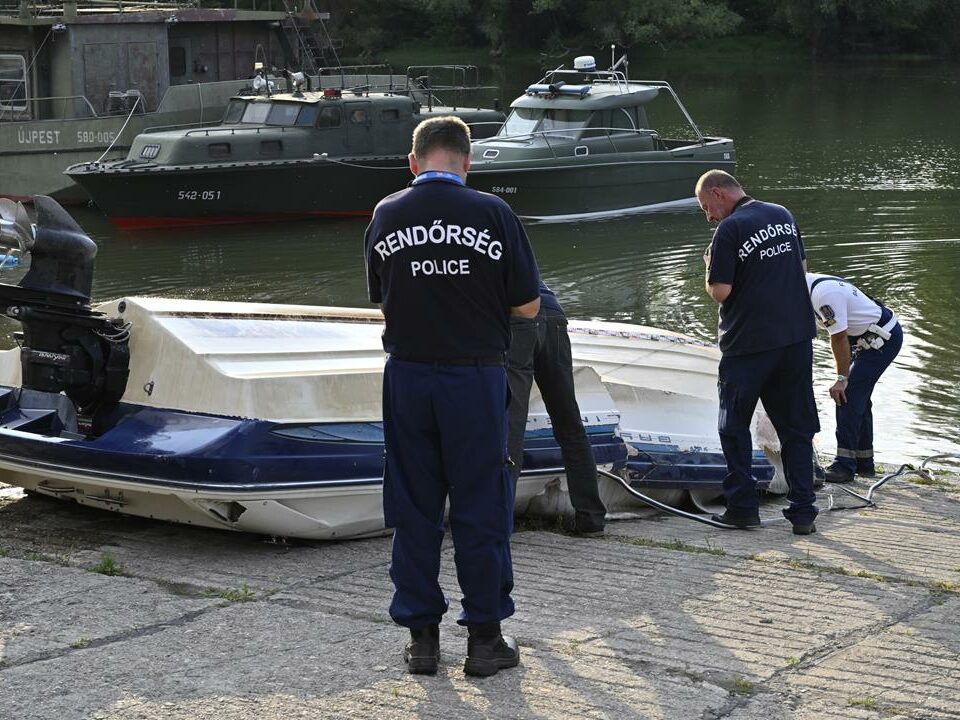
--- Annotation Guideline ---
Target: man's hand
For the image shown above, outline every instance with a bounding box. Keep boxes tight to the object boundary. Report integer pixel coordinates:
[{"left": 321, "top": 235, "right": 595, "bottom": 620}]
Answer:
[
  {"left": 829, "top": 379, "right": 848, "bottom": 406},
  {"left": 703, "top": 243, "right": 712, "bottom": 268}
]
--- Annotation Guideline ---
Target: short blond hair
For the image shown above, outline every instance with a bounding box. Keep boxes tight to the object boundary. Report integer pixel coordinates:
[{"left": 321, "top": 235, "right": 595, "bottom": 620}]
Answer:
[{"left": 412, "top": 116, "right": 471, "bottom": 160}]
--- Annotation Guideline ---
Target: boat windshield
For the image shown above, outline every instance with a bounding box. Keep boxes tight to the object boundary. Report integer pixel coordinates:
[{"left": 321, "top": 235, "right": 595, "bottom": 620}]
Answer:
[
  {"left": 223, "top": 100, "right": 245, "bottom": 124},
  {"left": 498, "top": 108, "right": 591, "bottom": 140},
  {"left": 240, "top": 102, "right": 271, "bottom": 124}
]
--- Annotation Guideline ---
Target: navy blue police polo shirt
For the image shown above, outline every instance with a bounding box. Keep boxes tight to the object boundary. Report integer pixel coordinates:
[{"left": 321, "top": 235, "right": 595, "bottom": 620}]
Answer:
[
  {"left": 365, "top": 173, "right": 540, "bottom": 359},
  {"left": 707, "top": 197, "right": 815, "bottom": 355}
]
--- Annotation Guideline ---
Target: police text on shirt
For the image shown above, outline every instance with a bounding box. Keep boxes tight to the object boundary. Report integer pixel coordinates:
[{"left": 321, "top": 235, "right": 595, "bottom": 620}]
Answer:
[
  {"left": 738, "top": 222, "right": 799, "bottom": 261},
  {"left": 372, "top": 219, "right": 502, "bottom": 276}
]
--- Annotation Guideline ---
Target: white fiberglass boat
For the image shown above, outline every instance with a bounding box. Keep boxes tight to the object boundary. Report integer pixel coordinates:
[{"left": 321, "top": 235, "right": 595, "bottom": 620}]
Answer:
[{"left": 0, "top": 197, "right": 773, "bottom": 540}]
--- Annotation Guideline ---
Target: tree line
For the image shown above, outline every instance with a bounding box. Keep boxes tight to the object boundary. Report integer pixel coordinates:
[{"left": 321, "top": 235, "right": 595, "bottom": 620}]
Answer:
[{"left": 318, "top": 0, "right": 960, "bottom": 59}]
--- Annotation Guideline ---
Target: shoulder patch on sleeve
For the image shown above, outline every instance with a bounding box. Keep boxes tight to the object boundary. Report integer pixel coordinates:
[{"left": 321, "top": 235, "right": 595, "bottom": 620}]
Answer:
[{"left": 819, "top": 304, "right": 837, "bottom": 327}]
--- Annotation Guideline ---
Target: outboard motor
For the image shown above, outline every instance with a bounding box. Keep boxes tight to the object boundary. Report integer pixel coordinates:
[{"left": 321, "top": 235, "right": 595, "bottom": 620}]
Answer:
[{"left": 0, "top": 196, "right": 130, "bottom": 435}]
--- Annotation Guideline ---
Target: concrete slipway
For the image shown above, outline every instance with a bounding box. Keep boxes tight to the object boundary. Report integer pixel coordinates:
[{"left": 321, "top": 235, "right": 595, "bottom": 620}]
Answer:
[{"left": 1, "top": 477, "right": 958, "bottom": 720}]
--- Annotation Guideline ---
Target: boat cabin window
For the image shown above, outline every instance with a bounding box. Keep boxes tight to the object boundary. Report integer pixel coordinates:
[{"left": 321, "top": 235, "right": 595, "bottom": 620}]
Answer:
[
  {"left": 349, "top": 108, "right": 369, "bottom": 124},
  {"left": 208, "top": 143, "right": 231, "bottom": 158},
  {"left": 223, "top": 100, "right": 245, "bottom": 124},
  {"left": 540, "top": 109, "right": 591, "bottom": 140},
  {"left": 0, "top": 55, "right": 27, "bottom": 112},
  {"left": 609, "top": 107, "right": 639, "bottom": 134},
  {"left": 260, "top": 140, "right": 282, "bottom": 156},
  {"left": 266, "top": 102, "right": 301, "bottom": 126},
  {"left": 499, "top": 108, "right": 591, "bottom": 140},
  {"left": 296, "top": 105, "right": 319, "bottom": 126},
  {"left": 381, "top": 108, "right": 402, "bottom": 122},
  {"left": 240, "top": 102, "right": 271, "bottom": 124},
  {"left": 316, "top": 105, "right": 342, "bottom": 128}
]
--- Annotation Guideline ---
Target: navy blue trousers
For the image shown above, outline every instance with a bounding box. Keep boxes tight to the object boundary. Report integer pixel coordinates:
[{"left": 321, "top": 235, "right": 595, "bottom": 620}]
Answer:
[
  {"left": 506, "top": 310, "right": 606, "bottom": 529},
  {"left": 717, "top": 340, "right": 820, "bottom": 524},
  {"left": 833, "top": 322, "right": 903, "bottom": 472},
  {"left": 382, "top": 357, "right": 515, "bottom": 629}
]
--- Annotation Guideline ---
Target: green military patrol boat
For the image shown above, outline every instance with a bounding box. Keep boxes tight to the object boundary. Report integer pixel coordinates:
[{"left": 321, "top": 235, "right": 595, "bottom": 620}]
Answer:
[
  {"left": 65, "top": 68, "right": 504, "bottom": 228},
  {"left": 468, "top": 54, "right": 736, "bottom": 221}
]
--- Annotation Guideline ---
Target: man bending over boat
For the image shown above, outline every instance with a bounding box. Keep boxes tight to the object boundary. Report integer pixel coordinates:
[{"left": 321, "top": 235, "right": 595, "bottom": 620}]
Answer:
[
  {"left": 697, "top": 170, "right": 820, "bottom": 535},
  {"left": 507, "top": 281, "right": 607, "bottom": 536},
  {"left": 364, "top": 116, "right": 541, "bottom": 677},
  {"left": 806, "top": 272, "right": 903, "bottom": 483}
]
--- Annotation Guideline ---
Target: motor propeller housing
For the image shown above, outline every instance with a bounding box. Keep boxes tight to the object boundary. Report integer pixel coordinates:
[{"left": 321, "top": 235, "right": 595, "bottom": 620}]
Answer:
[{"left": 0, "top": 196, "right": 129, "bottom": 433}]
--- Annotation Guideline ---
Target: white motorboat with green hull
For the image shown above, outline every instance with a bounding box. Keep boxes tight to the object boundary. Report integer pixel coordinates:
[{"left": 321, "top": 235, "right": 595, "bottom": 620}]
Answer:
[{"left": 469, "top": 55, "right": 736, "bottom": 221}]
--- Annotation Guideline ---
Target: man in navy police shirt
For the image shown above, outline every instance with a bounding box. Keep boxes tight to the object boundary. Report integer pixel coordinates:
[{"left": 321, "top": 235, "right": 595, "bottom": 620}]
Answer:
[
  {"left": 698, "top": 170, "right": 819, "bottom": 535},
  {"left": 365, "top": 116, "right": 540, "bottom": 677}
]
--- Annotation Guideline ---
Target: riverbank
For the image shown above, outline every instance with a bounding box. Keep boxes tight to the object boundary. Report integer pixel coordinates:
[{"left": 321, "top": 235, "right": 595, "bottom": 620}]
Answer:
[{"left": 2, "top": 470, "right": 958, "bottom": 719}]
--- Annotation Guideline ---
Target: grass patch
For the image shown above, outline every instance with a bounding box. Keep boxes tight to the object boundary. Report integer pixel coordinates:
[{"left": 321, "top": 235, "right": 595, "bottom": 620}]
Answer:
[
  {"left": 907, "top": 475, "right": 958, "bottom": 493},
  {"left": 620, "top": 536, "right": 726, "bottom": 556},
  {"left": 928, "top": 579, "right": 958, "bottom": 594},
  {"left": 848, "top": 696, "right": 878, "bottom": 708},
  {"left": 732, "top": 676, "right": 755, "bottom": 695},
  {"left": 0, "top": 547, "right": 9, "bottom": 558},
  {"left": 786, "top": 656, "right": 798, "bottom": 667},
  {"left": 785, "top": 558, "right": 851, "bottom": 576},
  {"left": 217, "top": 584, "right": 256, "bottom": 603},
  {"left": 854, "top": 569, "right": 887, "bottom": 582},
  {"left": 90, "top": 553, "right": 126, "bottom": 576},
  {"left": 69, "top": 638, "right": 90, "bottom": 649}
]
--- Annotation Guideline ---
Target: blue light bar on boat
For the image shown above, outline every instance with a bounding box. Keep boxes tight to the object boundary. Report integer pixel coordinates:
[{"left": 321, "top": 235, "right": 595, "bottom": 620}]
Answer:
[{"left": 525, "top": 83, "right": 591, "bottom": 98}]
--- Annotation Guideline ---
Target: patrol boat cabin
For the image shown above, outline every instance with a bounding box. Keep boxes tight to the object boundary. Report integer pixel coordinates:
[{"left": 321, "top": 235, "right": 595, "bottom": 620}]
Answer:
[
  {"left": 469, "top": 54, "right": 736, "bottom": 221},
  {"left": 65, "top": 69, "right": 505, "bottom": 228}
]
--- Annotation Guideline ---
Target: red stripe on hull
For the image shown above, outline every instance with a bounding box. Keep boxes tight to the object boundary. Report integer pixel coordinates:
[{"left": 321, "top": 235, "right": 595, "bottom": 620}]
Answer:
[{"left": 110, "top": 210, "right": 373, "bottom": 231}]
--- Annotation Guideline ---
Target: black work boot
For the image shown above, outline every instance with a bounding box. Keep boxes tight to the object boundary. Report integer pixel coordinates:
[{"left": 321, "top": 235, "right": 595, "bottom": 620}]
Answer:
[
  {"left": 403, "top": 624, "right": 440, "bottom": 675},
  {"left": 711, "top": 510, "right": 761, "bottom": 529},
  {"left": 463, "top": 621, "right": 520, "bottom": 677}
]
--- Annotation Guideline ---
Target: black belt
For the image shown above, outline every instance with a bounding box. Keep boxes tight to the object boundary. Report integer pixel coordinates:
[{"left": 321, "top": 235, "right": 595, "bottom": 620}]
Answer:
[{"left": 389, "top": 353, "right": 506, "bottom": 367}]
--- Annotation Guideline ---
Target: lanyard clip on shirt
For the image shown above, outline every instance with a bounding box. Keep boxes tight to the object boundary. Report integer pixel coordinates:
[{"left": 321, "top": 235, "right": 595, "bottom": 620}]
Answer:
[{"left": 411, "top": 170, "right": 465, "bottom": 186}]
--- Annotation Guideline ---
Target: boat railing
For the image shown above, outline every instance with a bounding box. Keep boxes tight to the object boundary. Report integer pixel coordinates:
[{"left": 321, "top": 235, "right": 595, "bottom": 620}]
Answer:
[
  {"left": 0, "top": 0, "right": 206, "bottom": 18},
  {"left": 180, "top": 125, "right": 299, "bottom": 138},
  {"left": 540, "top": 66, "right": 632, "bottom": 95},
  {"left": 141, "top": 120, "right": 222, "bottom": 135},
  {"left": 0, "top": 94, "right": 98, "bottom": 122},
  {"left": 478, "top": 126, "right": 665, "bottom": 159},
  {"left": 617, "top": 79, "right": 705, "bottom": 143}
]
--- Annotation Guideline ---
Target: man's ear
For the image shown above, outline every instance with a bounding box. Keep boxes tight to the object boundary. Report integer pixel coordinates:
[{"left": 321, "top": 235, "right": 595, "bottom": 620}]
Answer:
[
  {"left": 462, "top": 152, "right": 471, "bottom": 175},
  {"left": 408, "top": 152, "right": 419, "bottom": 177}
]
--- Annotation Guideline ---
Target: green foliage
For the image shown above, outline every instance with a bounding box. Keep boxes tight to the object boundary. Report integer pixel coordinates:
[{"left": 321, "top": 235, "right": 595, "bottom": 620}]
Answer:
[
  {"left": 70, "top": 638, "right": 91, "bottom": 649},
  {"left": 90, "top": 553, "right": 126, "bottom": 576},
  {"left": 218, "top": 583, "right": 256, "bottom": 603}
]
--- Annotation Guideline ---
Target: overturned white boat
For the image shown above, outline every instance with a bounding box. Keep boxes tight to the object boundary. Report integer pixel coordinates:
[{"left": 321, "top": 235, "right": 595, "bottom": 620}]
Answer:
[{"left": 0, "top": 197, "right": 773, "bottom": 539}]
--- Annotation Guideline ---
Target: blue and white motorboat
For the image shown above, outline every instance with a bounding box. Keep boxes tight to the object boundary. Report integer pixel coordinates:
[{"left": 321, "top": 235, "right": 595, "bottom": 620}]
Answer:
[{"left": 0, "top": 197, "right": 773, "bottom": 539}]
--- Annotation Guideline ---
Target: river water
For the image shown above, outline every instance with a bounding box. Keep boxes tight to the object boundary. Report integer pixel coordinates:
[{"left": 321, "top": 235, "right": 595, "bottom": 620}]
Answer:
[{"left": 29, "top": 55, "right": 960, "bottom": 467}]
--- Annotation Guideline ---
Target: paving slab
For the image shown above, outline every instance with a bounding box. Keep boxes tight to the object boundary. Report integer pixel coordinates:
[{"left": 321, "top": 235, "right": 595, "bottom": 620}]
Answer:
[
  {"left": 0, "top": 558, "right": 218, "bottom": 667},
  {"left": 1, "top": 479, "right": 958, "bottom": 720}
]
